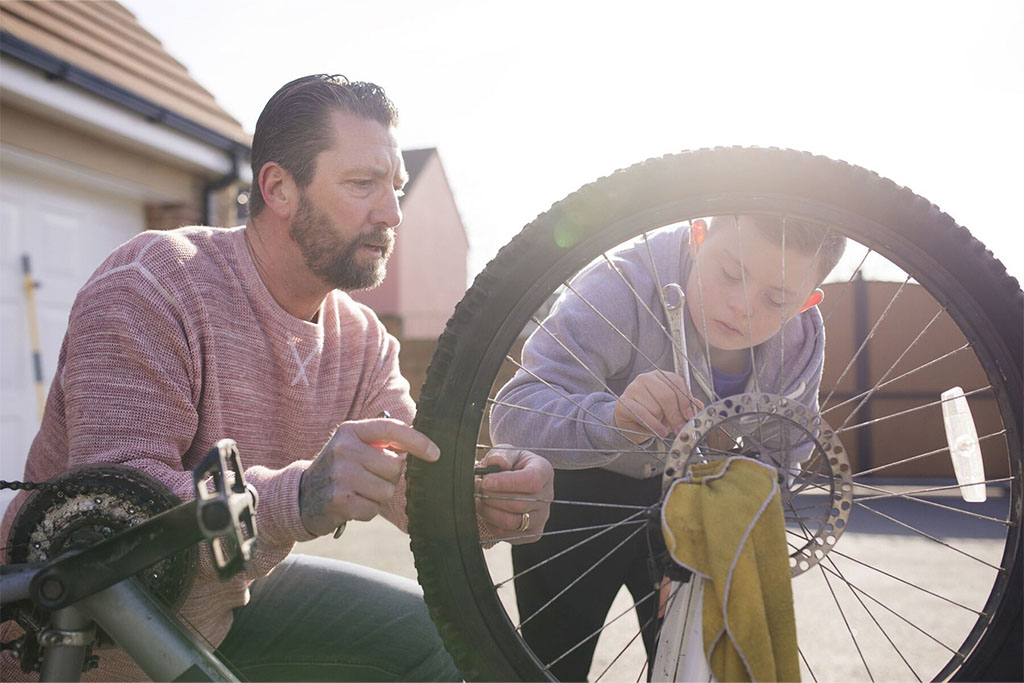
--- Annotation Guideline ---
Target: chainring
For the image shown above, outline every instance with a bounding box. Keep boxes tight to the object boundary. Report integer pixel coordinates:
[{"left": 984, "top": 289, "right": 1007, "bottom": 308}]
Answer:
[
  {"left": 7, "top": 465, "right": 198, "bottom": 610},
  {"left": 663, "top": 392, "right": 853, "bottom": 576}
]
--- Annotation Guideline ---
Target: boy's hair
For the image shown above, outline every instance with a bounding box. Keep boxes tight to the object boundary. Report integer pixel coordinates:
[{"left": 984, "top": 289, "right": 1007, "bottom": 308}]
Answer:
[
  {"left": 248, "top": 74, "right": 399, "bottom": 217},
  {"left": 708, "top": 214, "right": 846, "bottom": 284}
]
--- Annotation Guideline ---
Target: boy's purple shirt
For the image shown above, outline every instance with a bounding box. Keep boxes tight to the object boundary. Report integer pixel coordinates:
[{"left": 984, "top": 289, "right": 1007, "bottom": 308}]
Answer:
[{"left": 490, "top": 226, "right": 825, "bottom": 478}]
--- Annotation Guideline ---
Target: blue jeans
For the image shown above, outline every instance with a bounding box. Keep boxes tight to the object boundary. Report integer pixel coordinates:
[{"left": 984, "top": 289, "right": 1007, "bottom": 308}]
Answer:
[{"left": 216, "top": 555, "right": 462, "bottom": 681}]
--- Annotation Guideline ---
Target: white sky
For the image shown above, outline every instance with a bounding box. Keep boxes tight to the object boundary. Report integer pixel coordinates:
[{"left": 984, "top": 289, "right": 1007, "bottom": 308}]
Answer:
[{"left": 122, "top": 0, "right": 1024, "bottom": 284}]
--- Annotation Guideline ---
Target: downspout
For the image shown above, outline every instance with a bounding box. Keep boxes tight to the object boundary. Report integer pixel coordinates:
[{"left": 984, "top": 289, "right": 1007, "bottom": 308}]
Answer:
[{"left": 202, "top": 153, "right": 243, "bottom": 226}]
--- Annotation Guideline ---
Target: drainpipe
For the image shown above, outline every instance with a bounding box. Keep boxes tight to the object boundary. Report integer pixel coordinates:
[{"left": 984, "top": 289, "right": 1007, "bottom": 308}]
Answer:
[{"left": 202, "top": 153, "right": 243, "bottom": 226}]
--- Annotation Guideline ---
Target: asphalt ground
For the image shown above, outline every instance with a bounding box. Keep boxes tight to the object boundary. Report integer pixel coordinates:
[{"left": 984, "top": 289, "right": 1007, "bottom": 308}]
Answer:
[{"left": 294, "top": 494, "right": 1013, "bottom": 682}]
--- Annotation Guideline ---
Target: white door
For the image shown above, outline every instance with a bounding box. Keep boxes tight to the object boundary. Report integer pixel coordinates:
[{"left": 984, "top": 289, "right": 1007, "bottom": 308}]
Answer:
[{"left": 0, "top": 163, "right": 143, "bottom": 514}]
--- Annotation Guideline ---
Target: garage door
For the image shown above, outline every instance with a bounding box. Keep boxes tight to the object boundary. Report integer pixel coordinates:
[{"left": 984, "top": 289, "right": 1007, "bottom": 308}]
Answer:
[{"left": 1, "top": 163, "right": 143, "bottom": 514}]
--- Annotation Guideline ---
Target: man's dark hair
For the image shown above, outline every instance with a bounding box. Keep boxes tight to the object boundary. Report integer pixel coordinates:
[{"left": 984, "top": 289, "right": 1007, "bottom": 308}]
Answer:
[{"left": 248, "top": 74, "right": 399, "bottom": 217}]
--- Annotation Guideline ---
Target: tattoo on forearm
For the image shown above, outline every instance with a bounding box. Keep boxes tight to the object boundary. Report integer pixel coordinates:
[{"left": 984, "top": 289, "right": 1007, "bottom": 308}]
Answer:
[{"left": 300, "top": 451, "right": 334, "bottom": 519}]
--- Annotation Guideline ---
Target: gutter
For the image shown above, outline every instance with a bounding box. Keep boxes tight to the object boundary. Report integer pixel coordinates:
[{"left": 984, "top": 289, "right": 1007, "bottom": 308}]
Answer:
[
  {"left": 1, "top": 31, "right": 253, "bottom": 223},
  {"left": 0, "top": 30, "right": 248, "bottom": 158}
]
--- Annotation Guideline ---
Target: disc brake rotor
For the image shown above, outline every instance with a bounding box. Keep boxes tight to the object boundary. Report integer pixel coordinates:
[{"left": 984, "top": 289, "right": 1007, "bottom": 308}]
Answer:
[{"left": 663, "top": 392, "right": 853, "bottom": 576}]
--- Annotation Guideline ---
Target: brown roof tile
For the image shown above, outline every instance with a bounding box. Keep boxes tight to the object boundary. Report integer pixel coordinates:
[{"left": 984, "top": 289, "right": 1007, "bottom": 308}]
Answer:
[{"left": 0, "top": 0, "right": 249, "bottom": 145}]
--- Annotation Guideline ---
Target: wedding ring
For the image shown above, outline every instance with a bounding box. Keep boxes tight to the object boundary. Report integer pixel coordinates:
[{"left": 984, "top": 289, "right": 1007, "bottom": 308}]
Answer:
[{"left": 517, "top": 512, "right": 531, "bottom": 533}]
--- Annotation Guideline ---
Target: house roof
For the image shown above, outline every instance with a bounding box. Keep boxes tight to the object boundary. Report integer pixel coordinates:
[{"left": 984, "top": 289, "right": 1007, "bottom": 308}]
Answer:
[
  {"left": 401, "top": 147, "right": 436, "bottom": 198},
  {"left": 0, "top": 0, "right": 249, "bottom": 146}
]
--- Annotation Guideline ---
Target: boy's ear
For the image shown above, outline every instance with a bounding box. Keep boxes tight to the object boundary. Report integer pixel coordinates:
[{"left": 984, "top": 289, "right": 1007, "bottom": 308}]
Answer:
[
  {"left": 799, "top": 288, "right": 824, "bottom": 313},
  {"left": 689, "top": 219, "right": 708, "bottom": 249}
]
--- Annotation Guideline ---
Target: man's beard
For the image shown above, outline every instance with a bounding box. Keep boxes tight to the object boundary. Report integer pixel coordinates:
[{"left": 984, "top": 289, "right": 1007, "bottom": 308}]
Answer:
[{"left": 289, "top": 193, "right": 393, "bottom": 291}]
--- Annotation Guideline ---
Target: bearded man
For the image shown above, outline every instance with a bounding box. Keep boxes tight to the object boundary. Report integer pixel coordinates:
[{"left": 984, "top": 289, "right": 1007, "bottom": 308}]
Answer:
[{"left": 1, "top": 74, "right": 553, "bottom": 682}]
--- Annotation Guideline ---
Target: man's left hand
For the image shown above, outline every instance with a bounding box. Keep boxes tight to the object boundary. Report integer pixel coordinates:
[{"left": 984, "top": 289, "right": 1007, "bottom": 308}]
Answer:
[{"left": 475, "top": 446, "right": 554, "bottom": 545}]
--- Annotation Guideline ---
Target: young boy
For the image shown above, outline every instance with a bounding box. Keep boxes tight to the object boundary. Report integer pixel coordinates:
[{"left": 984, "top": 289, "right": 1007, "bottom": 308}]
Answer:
[{"left": 490, "top": 214, "right": 846, "bottom": 680}]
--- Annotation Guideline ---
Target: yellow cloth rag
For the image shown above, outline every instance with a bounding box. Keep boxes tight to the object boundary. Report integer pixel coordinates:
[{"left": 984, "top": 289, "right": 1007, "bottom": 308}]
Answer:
[{"left": 661, "top": 457, "right": 799, "bottom": 682}]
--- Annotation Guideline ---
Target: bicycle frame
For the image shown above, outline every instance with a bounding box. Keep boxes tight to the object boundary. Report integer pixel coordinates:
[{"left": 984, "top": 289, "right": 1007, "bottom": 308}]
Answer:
[
  {"left": 0, "top": 440, "right": 255, "bottom": 682},
  {"left": 2, "top": 564, "right": 237, "bottom": 681}
]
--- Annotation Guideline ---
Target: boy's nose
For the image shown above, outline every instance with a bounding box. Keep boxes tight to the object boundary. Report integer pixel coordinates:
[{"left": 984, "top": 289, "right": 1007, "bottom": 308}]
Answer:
[{"left": 726, "top": 289, "right": 752, "bottom": 317}]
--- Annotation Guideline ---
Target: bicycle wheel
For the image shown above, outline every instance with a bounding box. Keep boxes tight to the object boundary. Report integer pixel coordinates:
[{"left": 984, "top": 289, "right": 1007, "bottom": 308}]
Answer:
[{"left": 407, "top": 147, "right": 1022, "bottom": 682}]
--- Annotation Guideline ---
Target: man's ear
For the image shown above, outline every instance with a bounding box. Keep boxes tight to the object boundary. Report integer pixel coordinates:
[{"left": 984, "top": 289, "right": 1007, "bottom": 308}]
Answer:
[
  {"left": 258, "top": 162, "right": 295, "bottom": 219},
  {"left": 799, "top": 288, "right": 824, "bottom": 313}
]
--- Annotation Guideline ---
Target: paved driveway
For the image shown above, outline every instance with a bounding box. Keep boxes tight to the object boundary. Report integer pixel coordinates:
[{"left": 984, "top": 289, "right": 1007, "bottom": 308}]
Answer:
[{"left": 294, "top": 494, "right": 1013, "bottom": 681}]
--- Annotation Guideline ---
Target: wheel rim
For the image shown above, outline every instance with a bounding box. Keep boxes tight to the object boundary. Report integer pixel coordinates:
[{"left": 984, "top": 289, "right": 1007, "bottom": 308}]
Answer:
[{"left": 410, "top": 150, "right": 1022, "bottom": 683}]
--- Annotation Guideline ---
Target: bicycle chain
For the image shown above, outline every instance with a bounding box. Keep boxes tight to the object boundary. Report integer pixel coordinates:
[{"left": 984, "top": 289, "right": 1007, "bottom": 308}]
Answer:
[{"left": 1, "top": 478, "right": 100, "bottom": 497}]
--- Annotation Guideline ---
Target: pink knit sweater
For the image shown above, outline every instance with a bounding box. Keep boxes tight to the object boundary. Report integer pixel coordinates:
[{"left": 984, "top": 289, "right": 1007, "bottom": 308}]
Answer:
[{"left": 1, "top": 226, "right": 416, "bottom": 681}]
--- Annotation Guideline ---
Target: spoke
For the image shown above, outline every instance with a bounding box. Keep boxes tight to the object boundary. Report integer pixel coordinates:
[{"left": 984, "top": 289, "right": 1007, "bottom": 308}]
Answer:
[
  {"left": 562, "top": 278, "right": 702, "bottom": 415},
  {"left": 782, "top": 491, "right": 872, "bottom": 679},
  {"left": 852, "top": 479, "right": 1012, "bottom": 526},
  {"left": 816, "top": 545, "right": 875, "bottom": 680},
  {"left": 518, "top": 524, "right": 649, "bottom": 629},
  {"left": 480, "top": 518, "right": 647, "bottom": 546},
  {"left": 644, "top": 231, "right": 719, "bottom": 403},
  {"left": 807, "top": 547, "right": 962, "bottom": 656},
  {"left": 821, "top": 275, "right": 913, "bottom": 412},
  {"left": 785, "top": 492, "right": 917, "bottom": 681},
  {"left": 810, "top": 246, "right": 874, "bottom": 372},
  {"left": 735, "top": 217, "right": 763, "bottom": 395},
  {"left": 853, "top": 502, "right": 1003, "bottom": 571},
  {"left": 734, "top": 426, "right": 820, "bottom": 462},
  {"left": 832, "top": 306, "right": 946, "bottom": 429},
  {"left": 593, "top": 595, "right": 661, "bottom": 683},
  {"left": 799, "top": 646, "right": 819, "bottom": 683},
  {"left": 787, "top": 475, "right": 835, "bottom": 499},
  {"left": 780, "top": 218, "right": 788, "bottom": 374},
  {"left": 685, "top": 222, "right": 719, "bottom": 402},
  {"left": 487, "top": 397, "right": 653, "bottom": 441},
  {"left": 528, "top": 316, "right": 672, "bottom": 453},
  {"left": 853, "top": 430, "right": 1006, "bottom": 478},
  {"left": 824, "top": 552, "right": 924, "bottom": 681},
  {"left": 544, "top": 585, "right": 659, "bottom": 672},
  {"left": 494, "top": 511, "right": 649, "bottom": 586},
  {"left": 785, "top": 492, "right": 880, "bottom": 681},
  {"left": 732, "top": 218, "right": 778, "bottom": 458},
  {"left": 786, "top": 500, "right": 840, "bottom": 515},
  {"left": 822, "top": 343, "right": 971, "bottom": 417},
  {"left": 601, "top": 246, "right": 715, "bottom": 402},
  {"left": 836, "top": 386, "right": 992, "bottom": 435},
  {"left": 476, "top": 443, "right": 668, "bottom": 457},
  {"left": 782, "top": 221, "right": 835, "bottom": 371},
  {"left": 475, "top": 493, "right": 653, "bottom": 510},
  {"left": 503, "top": 354, "right": 655, "bottom": 452},
  {"left": 689, "top": 444, "right": 743, "bottom": 461},
  {"left": 824, "top": 546, "right": 985, "bottom": 615}
]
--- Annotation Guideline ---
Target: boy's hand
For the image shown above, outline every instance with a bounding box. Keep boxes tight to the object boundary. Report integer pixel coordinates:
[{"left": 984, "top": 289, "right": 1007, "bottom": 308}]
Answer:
[
  {"left": 475, "top": 445, "right": 554, "bottom": 545},
  {"left": 299, "top": 418, "right": 440, "bottom": 537},
  {"left": 613, "top": 371, "right": 704, "bottom": 443}
]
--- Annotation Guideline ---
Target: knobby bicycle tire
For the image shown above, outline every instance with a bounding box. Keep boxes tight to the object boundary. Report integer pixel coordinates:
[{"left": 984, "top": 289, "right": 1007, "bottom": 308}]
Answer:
[{"left": 407, "top": 147, "right": 1022, "bottom": 681}]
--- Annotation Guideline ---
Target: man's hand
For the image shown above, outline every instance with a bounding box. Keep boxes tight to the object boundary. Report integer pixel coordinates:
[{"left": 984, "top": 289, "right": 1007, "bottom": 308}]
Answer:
[
  {"left": 475, "top": 446, "right": 554, "bottom": 545},
  {"left": 299, "top": 418, "right": 439, "bottom": 537},
  {"left": 613, "top": 370, "right": 704, "bottom": 443}
]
